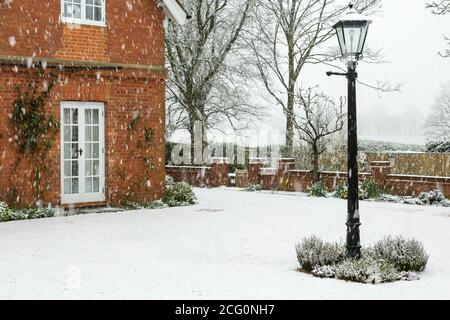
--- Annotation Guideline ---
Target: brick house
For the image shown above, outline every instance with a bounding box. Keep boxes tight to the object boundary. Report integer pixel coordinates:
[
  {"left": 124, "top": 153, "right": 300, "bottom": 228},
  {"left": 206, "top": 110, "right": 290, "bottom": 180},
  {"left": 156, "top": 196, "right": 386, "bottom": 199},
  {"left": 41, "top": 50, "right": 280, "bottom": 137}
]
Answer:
[{"left": 0, "top": 0, "right": 186, "bottom": 207}]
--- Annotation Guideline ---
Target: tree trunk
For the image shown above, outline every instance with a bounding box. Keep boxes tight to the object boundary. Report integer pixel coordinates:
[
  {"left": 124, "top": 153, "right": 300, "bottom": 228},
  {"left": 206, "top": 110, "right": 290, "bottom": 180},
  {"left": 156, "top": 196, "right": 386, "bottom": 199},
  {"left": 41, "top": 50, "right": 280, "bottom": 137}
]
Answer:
[
  {"left": 189, "top": 122, "right": 195, "bottom": 165},
  {"left": 285, "top": 87, "right": 295, "bottom": 157},
  {"left": 312, "top": 144, "right": 320, "bottom": 183}
]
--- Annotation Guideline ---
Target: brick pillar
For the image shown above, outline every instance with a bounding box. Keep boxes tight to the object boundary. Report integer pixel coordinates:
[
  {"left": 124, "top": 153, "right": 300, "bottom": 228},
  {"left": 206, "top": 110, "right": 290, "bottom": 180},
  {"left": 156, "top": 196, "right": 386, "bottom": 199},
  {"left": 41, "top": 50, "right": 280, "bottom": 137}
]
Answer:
[
  {"left": 248, "top": 158, "right": 266, "bottom": 185},
  {"left": 277, "top": 158, "right": 296, "bottom": 190},
  {"left": 210, "top": 157, "right": 229, "bottom": 187},
  {"left": 277, "top": 158, "right": 296, "bottom": 174},
  {"left": 370, "top": 161, "right": 392, "bottom": 187},
  {"left": 235, "top": 170, "right": 249, "bottom": 188}
]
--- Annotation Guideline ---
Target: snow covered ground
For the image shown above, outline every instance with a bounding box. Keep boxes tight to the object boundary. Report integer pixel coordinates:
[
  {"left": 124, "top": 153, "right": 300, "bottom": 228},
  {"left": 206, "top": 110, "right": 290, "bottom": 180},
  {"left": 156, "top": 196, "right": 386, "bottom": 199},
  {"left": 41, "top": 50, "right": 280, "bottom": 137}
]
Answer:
[{"left": 0, "top": 188, "right": 449, "bottom": 300}]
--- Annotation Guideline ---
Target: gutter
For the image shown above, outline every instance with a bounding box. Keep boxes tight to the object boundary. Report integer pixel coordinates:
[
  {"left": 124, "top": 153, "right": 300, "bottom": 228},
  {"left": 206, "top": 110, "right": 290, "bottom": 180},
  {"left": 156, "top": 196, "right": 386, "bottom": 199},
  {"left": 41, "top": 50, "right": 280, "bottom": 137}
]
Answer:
[{"left": 0, "top": 55, "right": 165, "bottom": 72}]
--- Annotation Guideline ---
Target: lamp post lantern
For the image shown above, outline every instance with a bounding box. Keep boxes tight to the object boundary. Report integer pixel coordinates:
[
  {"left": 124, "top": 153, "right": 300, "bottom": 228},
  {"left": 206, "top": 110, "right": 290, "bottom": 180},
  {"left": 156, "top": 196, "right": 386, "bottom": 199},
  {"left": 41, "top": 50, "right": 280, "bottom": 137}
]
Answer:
[{"left": 328, "top": 3, "right": 372, "bottom": 259}]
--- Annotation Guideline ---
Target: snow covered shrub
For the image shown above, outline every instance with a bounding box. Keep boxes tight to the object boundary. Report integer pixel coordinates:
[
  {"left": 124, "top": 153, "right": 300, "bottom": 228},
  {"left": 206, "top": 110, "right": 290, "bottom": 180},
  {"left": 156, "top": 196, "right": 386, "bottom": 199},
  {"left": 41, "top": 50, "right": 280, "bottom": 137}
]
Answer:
[
  {"left": 333, "top": 181, "right": 382, "bottom": 200},
  {"left": 418, "top": 190, "right": 446, "bottom": 205},
  {"left": 123, "top": 200, "right": 167, "bottom": 210},
  {"left": 333, "top": 184, "right": 348, "bottom": 199},
  {"left": 378, "top": 194, "right": 400, "bottom": 203},
  {"left": 163, "top": 182, "right": 197, "bottom": 207},
  {"left": 308, "top": 182, "right": 327, "bottom": 197},
  {"left": 0, "top": 203, "right": 54, "bottom": 223},
  {"left": 373, "top": 236, "right": 429, "bottom": 272},
  {"left": 335, "top": 257, "right": 402, "bottom": 284},
  {"left": 244, "top": 184, "right": 263, "bottom": 192},
  {"left": 296, "top": 236, "right": 345, "bottom": 272},
  {"left": 0, "top": 201, "right": 12, "bottom": 222},
  {"left": 296, "top": 236, "right": 428, "bottom": 283},
  {"left": 426, "top": 141, "right": 450, "bottom": 153},
  {"left": 165, "top": 175, "right": 175, "bottom": 186},
  {"left": 311, "top": 265, "right": 336, "bottom": 279},
  {"left": 22, "top": 208, "right": 55, "bottom": 219},
  {"left": 144, "top": 200, "right": 166, "bottom": 209},
  {"left": 360, "top": 180, "right": 383, "bottom": 199}
]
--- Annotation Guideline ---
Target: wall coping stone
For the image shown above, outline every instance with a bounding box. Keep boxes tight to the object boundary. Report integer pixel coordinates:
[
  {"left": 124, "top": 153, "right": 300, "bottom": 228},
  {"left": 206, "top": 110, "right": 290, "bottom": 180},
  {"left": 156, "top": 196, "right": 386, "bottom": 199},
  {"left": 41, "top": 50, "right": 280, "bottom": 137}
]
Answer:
[
  {"left": 166, "top": 165, "right": 211, "bottom": 170},
  {"left": 260, "top": 168, "right": 277, "bottom": 176},
  {"left": 249, "top": 158, "right": 267, "bottom": 164},
  {"left": 211, "top": 157, "right": 230, "bottom": 164},
  {"left": 387, "top": 174, "right": 450, "bottom": 181}
]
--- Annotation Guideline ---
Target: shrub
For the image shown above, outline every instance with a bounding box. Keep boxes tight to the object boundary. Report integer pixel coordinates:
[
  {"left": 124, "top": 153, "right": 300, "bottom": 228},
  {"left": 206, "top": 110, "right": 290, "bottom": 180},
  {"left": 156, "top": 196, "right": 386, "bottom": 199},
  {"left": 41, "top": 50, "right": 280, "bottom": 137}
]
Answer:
[
  {"left": 426, "top": 141, "right": 450, "bottom": 153},
  {"left": 123, "top": 200, "right": 166, "bottom": 210},
  {"left": 361, "top": 180, "right": 383, "bottom": 199},
  {"left": 373, "top": 236, "right": 429, "bottom": 272},
  {"left": 402, "top": 197, "right": 426, "bottom": 206},
  {"left": 311, "top": 265, "right": 336, "bottom": 279},
  {"left": 244, "top": 184, "right": 263, "bottom": 192},
  {"left": 333, "top": 183, "right": 348, "bottom": 199},
  {"left": 0, "top": 202, "right": 55, "bottom": 223},
  {"left": 308, "top": 182, "right": 327, "bottom": 197},
  {"left": 165, "top": 175, "right": 175, "bottom": 186},
  {"left": 333, "top": 180, "right": 382, "bottom": 200},
  {"left": 296, "top": 236, "right": 345, "bottom": 272},
  {"left": 418, "top": 190, "right": 446, "bottom": 205},
  {"left": 296, "top": 236, "right": 427, "bottom": 284},
  {"left": 163, "top": 182, "right": 197, "bottom": 207},
  {"left": 23, "top": 208, "right": 55, "bottom": 219},
  {"left": 0, "top": 201, "right": 12, "bottom": 222},
  {"left": 335, "top": 257, "right": 402, "bottom": 284}
]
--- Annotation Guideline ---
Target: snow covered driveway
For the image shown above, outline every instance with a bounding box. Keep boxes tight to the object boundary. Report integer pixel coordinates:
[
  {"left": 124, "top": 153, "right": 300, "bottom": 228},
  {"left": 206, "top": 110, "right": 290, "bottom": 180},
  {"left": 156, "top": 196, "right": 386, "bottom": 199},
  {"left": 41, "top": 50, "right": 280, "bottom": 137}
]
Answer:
[{"left": 0, "top": 188, "right": 449, "bottom": 300}]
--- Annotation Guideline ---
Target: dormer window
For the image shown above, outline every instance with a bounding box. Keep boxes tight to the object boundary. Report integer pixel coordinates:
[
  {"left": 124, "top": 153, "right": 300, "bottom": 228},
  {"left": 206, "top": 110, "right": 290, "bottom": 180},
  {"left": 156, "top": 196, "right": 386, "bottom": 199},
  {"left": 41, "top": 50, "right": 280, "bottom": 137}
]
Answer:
[{"left": 61, "top": 0, "right": 106, "bottom": 27}]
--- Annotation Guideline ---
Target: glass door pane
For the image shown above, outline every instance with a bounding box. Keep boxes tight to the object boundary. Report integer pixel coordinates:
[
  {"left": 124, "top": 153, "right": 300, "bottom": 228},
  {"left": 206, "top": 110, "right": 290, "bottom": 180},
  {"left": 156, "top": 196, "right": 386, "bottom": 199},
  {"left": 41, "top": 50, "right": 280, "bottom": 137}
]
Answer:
[
  {"left": 62, "top": 108, "right": 80, "bottom": 195},
  {"left": 85, "top": 108, "right": 101, "bottom": 193}
]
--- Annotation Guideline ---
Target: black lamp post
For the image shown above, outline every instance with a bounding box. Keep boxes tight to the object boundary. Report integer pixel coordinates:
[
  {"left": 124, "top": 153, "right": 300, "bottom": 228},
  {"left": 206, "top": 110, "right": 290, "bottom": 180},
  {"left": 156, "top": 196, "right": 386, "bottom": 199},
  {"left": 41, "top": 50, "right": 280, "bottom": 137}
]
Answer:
[{"left": 327, "top": 3, "right": 372, "bottom": 259}]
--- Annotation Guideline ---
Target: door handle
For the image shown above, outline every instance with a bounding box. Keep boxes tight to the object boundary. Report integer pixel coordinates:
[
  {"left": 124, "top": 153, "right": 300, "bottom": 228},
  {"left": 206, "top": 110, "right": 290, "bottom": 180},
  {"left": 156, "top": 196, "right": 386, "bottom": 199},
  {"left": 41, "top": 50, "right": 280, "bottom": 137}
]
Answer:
[{"left": 75, "top": 148, "right": 83, "bottom": 157}]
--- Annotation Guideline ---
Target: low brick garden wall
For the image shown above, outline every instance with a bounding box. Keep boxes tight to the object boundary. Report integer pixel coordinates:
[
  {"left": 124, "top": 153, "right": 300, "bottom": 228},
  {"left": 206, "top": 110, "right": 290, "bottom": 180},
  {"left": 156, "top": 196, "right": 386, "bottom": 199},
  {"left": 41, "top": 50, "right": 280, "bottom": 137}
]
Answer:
[
  {"left": 167, "top": 157, "right": 450, "bottom": 198},
  {"left": 166, "top": 158, "right": 230, "bottom": 188}
]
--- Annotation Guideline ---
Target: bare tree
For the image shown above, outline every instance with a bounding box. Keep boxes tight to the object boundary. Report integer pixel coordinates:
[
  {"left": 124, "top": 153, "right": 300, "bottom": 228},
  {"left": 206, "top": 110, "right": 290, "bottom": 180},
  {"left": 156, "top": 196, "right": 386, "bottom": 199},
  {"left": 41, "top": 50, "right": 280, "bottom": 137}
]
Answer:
[
  {"left": 426, "top": 0, "right": 450, "bottom": 57},
  {"left": 165, "top": 0, "right": 260, "bottom": 161},
  {"left": 246, "top": 0, "right": 381, "bottom": 157},
  {"left": 426, "top": 0, "right": 450, "bottom": 14},
  {"left": 295, "top": 88, "right": 345, "bottom": 182},
  {"left": 425, "top": 83, "right": 450, "bottom": 141}
]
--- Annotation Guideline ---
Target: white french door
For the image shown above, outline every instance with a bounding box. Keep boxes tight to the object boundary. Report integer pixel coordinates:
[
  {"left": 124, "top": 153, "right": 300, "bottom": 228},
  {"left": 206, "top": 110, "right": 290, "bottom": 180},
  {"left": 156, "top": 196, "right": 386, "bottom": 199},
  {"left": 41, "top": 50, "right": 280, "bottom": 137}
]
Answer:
[{"left": 60, "top": 102, "right": 105, "bottom": 204}]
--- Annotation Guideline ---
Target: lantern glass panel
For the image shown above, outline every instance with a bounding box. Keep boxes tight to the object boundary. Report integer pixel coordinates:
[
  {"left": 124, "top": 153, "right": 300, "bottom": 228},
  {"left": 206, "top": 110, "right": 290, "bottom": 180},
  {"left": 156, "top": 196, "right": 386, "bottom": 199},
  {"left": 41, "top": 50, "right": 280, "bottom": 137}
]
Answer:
[
  {"left": 335, "top": 20, "right": 370, "bottom": 59},
  {"left": 343, "top": 22, "right": 363, "bottom": 56}
]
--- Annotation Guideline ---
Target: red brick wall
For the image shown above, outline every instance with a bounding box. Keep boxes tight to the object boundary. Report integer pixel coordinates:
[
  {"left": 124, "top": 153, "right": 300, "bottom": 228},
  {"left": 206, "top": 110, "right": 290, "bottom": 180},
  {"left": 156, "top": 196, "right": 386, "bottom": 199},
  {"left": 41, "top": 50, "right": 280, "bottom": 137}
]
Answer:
[
  {"left": 0, "top": 0, "right": 165, "bottom": 65},
  {"left": 166, "top": 166, "right": 212, "bottom": 187},
  {"left": 0, "top": 67, "right": 166, "bottom": 207},
  {"left": 55, "top": 25, "right": 109, "bottom": 61},
  {"left": 385, "top": 175, "right": 450, "bottom": 198},
  {"left": 166, "top": 163, "right": 230, "bottom": 188},
  {"left": 285, "top": 171, "right": 372, "bottom": 193},
  {"left": 0, "top": 1, "right": 167, "bottom": 207}
]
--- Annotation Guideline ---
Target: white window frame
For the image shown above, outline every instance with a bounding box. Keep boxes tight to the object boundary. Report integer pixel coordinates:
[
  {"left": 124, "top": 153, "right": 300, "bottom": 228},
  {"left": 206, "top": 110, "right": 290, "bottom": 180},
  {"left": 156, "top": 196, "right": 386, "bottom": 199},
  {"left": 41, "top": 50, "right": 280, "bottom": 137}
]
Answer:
[
  {"left": 60, "top": 0, "right": 106, "bottom": 27},
  {"left": 60, "top": 101, "right": 106, "bottom": 205}
]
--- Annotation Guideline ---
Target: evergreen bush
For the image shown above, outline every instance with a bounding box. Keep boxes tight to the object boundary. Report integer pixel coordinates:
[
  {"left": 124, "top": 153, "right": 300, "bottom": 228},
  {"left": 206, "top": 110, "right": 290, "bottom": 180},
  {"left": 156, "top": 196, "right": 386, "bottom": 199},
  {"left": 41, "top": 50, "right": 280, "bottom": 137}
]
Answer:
[
  {"left": 296, "top": 236, "right": 428, "bottom": 284},
  {"left": 0, "top": 202, "right": 55, "bottom": 223},
  {"left": 163, "top": 181, "right": 197, "bottom": 207},
  {"left": 308, "top": 182, "right": 327, "bottom": 197},
  {"left": 295, "top": 236, "right": 345, "bottom": 272},
  {"left": 373, "top": 236, "right": 429, "bottom": 272}
]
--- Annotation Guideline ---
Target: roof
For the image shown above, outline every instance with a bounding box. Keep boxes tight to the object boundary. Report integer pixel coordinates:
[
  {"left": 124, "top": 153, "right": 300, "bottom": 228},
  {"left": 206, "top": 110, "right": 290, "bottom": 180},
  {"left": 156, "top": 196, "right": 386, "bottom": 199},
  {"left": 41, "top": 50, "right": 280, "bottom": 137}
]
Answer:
[{"left": 159, "top": 0, "right": 188, "bottom": 25}]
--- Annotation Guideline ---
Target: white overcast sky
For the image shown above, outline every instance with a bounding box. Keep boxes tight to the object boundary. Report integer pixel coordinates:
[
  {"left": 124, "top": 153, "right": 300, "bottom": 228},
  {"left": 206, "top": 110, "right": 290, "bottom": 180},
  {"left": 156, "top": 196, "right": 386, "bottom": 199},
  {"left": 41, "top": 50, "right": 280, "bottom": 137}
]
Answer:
[
  {"left": 298, "top": 0, "right": 450, "bottom": 144},
  {"left": 174, "top": 0, "right": 450, "bottom": 146}
]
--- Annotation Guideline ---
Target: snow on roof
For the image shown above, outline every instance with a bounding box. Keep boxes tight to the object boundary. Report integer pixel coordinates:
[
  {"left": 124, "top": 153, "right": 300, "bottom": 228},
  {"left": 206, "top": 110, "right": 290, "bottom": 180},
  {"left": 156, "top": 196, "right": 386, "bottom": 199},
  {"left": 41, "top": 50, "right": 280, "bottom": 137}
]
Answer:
[{"left": 159, "top": 0, "right": 187, "bottom": 25}]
